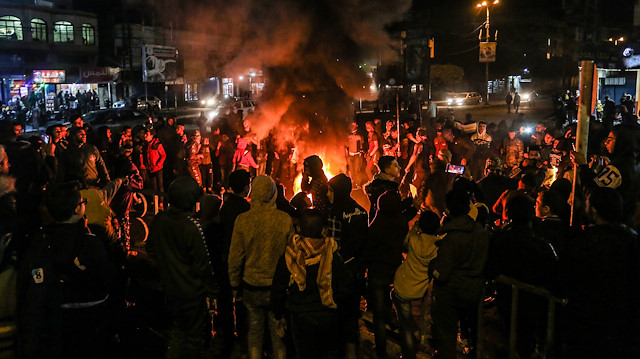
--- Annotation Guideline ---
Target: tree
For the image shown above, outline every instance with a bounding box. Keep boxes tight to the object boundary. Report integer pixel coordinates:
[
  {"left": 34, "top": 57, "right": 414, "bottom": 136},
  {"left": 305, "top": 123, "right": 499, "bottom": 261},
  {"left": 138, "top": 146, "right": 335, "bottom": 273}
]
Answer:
[{"left": 430, "top": 64, "right": 464, "bottom": 91}]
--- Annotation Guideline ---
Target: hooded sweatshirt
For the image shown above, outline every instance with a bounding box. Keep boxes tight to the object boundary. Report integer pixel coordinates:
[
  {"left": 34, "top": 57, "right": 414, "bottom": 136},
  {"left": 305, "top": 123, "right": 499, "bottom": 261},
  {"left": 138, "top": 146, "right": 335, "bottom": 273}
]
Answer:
[
  {"left": 393, "top": 223, "right": 440, "bottom": 299},
  {"left": 429, "top": 214, "right": 489, "bottom": 300},
  {"left": 365, "top": 190, "right": 409, "bottom": 282},
  {"left": 228, "top": 175, "right": 294, "bottom": 289}
]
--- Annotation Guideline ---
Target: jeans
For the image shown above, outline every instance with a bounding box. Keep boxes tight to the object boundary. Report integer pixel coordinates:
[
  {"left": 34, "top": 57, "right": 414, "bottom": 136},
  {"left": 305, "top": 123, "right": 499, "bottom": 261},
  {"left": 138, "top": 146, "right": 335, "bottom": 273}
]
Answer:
[
  {"left": 368, "top": 276, "right": 393, "bottom": 359},
  {"left": 167, "top": 297, "right": 207, "bottom": 359},
  {"left": 431, "top": 289, "right": 478, "bottom": 359},
  {"left": 199, "top": 163, "right": 213, "bottom": 189},
  {"left": 392, "top": 291, "right": 417, "bottom": 359},
  {"left": 346, "top": 154, "right": 364, "bottom": 186},
  {"left": 148, "top": 169, "right": 164, "bottom": 193},
  {"left": 243, "top": 289, "right": 286, "bottom": 359}
]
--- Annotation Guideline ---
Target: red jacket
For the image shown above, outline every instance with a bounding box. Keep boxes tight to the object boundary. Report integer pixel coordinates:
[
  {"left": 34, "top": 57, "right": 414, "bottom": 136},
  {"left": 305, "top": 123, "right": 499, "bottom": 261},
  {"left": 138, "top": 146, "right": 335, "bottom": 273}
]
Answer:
[{"left": 145, "top": 138, "right": 166, "bottom": 173}]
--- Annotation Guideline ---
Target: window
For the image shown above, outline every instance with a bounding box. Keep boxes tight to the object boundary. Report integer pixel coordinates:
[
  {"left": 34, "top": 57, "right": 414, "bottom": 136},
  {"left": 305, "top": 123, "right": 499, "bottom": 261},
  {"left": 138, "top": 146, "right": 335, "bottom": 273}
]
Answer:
[
  {"left": 31, "top": 18, "right": 46, "bottom": 42},
  {"left": 604, "top": 77, "right": 626, "bottom": 86},
  {"left": 53, "top": 20, "right": 73, "bottom": 43},
  {"left": 81, "top": 23, "right": 94, "bottom": 45},
  {"left": 0, "top": 16, "right": 23, "bottom": 40}
]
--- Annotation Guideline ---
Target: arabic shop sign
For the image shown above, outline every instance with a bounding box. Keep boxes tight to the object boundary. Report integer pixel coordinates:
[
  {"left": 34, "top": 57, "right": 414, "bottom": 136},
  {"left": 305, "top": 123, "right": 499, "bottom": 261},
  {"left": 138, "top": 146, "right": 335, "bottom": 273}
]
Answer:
[
  {"left": 33, "top": 70, "right": 65, "bottom": 83},
  {"left": 79, "top": 67, "right": 121, "bottom": 83}
]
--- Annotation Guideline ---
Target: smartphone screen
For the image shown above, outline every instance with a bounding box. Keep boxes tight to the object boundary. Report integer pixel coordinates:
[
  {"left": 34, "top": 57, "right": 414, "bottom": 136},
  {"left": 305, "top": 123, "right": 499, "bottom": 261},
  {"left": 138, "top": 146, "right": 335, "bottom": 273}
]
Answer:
[
  {"left": 446, "top": 163, "right": 465, "bottom": 175},
  {"left": 41, "top": 133, "right": 50, "bottom": 144}
]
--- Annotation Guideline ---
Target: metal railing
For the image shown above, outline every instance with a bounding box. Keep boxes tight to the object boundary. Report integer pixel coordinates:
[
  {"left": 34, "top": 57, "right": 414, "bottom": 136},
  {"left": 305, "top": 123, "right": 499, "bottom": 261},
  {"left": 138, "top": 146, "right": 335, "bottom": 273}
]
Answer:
[{"left": 477, "top": 275, "right": 568, "bottom": 359}]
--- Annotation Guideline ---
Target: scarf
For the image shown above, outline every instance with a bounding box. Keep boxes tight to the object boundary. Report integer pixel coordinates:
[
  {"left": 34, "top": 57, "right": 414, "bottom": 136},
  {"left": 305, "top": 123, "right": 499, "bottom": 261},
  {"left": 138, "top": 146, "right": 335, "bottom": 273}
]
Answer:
[{"left": 285, "top": 234, "right": 338, "bottom": 309}]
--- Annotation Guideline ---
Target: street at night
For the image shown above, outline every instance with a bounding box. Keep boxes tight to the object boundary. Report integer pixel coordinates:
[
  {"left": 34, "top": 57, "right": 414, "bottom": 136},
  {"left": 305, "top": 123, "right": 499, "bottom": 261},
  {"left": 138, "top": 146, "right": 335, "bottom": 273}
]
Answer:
[{"left": 1, "top": 0, "right": 639, "bottom": 359}]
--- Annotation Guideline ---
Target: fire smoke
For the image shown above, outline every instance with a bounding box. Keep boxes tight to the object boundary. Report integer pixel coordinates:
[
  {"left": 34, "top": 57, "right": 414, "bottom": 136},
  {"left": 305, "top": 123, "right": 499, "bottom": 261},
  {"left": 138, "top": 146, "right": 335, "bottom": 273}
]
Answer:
[{"left": 146, "top": 0, "right": 411, "bottom": 170}]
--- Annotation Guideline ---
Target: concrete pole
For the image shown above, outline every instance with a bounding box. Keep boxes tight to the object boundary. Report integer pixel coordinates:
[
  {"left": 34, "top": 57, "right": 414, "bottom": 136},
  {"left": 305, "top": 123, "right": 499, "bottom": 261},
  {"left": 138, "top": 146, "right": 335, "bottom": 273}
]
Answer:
[
  {"left": 570, "top": 60, "right": 595, "bottom": 226},
  {"left": 485, "top": 6, "right": 490, "bottom": 104}
]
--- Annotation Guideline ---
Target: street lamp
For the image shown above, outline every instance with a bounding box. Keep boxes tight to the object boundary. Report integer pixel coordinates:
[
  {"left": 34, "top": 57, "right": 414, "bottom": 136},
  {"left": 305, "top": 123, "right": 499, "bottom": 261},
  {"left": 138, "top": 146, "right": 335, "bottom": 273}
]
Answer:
[{"left": 477, "top": 0, "right": 499, "bottom": 104}]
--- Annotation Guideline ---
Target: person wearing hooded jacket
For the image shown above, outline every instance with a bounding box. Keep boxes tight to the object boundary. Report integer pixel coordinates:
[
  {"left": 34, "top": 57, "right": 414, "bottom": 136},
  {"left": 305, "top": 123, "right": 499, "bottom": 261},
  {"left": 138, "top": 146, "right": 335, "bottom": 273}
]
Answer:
[
  {"left": 365, "top": 155, "right": 418, "bottom": 222},
  {"left": 228, "top": 175, "right": 293, "bottom": 359},
  {"left": 428, "top": 189, "right": 489, "bottom": 359},
  {"left": 18, "top": 181, "right": 116, "bottom": 359},
  {"left": 327, "top": 174, "right": 368, "bottom": 358},
  {"left": 271, "top": 209, "right": 351, "bottom": 359},
  {"left": 146, "top": 177, "right": 219, "bottom": 359},
  {"left": 364, "top": 190, "right": 410, "bottom": 359}
]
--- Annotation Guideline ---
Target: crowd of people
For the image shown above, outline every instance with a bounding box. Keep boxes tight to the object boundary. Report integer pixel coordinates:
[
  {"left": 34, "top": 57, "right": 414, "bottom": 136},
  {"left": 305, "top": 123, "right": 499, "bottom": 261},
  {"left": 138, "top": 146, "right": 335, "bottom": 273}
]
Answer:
[{"left": 0, "top": 92, "right": 639, "bottom": 359}]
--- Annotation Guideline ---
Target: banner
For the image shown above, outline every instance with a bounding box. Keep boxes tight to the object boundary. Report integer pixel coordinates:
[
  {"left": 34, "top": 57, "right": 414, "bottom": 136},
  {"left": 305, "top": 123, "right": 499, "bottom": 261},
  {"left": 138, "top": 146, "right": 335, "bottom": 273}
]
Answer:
[
  {"left": 479, "top": 42, "right": 496, "bottom": 63},
  {"left": 33, "top": 70, "right": 65, "bottom": 83},
  {"left": 142, "top": 45, "right": 177, "bottom": 82},
  {"left": 79, "top": 67, "right": 120, "bottom": 83}
]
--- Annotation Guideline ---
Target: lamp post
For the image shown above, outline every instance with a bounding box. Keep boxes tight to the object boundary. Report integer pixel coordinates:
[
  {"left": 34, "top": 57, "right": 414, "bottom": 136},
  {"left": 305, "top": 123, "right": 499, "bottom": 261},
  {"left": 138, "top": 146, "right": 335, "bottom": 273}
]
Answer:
[{"left": 477, "top": 0, "right": 499, "bottom": 104}]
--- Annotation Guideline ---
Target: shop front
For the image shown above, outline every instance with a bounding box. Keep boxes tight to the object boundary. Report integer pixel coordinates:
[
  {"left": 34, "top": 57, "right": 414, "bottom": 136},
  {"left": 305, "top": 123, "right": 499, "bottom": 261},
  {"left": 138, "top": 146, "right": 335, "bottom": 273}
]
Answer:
[
  {"left": 32, "top": 70, "right": 65, "bottom": 111},
  {"left": 78, "top": 66, "right": 121, "bottom": 108}
]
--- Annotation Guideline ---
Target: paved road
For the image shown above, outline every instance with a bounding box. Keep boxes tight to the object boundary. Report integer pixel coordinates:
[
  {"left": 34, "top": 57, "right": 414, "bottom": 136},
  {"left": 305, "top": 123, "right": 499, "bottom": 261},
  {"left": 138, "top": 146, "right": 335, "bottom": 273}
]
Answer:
[{"left": 440, "top": 97, "right": 554, "bottom": 127}]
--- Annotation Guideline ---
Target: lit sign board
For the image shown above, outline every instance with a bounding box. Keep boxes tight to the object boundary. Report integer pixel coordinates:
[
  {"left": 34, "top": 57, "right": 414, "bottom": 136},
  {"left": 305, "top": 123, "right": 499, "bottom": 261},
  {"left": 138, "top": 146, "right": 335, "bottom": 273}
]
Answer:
[{"left": 33, "top": 70, "right": 66, "bottom": 83}]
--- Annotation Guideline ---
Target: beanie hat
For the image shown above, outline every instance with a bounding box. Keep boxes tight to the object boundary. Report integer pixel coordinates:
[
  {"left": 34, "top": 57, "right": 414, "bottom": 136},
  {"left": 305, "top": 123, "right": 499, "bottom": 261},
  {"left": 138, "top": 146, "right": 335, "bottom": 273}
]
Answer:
[
  {"left": 328, "top": 173, "right": 352, "bottom": 200},
  {"left": 168, "top": 177, "right": 202, "bottom": 210}
]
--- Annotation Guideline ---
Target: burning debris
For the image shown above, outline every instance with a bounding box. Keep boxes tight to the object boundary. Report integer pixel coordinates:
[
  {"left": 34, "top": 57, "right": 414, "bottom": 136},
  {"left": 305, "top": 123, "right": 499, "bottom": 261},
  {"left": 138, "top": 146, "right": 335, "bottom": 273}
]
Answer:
[{"left": 145, "top": 0, "right": 411, "bottom": 180}]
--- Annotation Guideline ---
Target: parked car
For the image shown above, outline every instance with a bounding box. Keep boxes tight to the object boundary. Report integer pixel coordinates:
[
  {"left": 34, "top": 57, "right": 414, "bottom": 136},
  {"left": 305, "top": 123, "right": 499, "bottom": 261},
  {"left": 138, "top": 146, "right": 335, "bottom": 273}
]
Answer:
[
  {"left": 232, "top": 99, "right": 256, "bottom": 117},
  {"left": 112, "top": 95, "right": 162, "bottom": 112},
  {"left": 446, "top": 92, "right": 483, "bottom": 106},
  {"left": 208, "top": 99, "right": 256, "bottom": 121},
  {"left": 82, "top": 108, "right": 149, "bottom": 125}
]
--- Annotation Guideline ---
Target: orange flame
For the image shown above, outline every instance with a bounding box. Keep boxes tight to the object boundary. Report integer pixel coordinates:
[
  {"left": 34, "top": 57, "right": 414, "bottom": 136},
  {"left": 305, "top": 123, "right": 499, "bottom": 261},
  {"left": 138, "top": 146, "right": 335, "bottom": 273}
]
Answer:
[{"left": 292, "top": 158, "right": 337, "bottom": 196}]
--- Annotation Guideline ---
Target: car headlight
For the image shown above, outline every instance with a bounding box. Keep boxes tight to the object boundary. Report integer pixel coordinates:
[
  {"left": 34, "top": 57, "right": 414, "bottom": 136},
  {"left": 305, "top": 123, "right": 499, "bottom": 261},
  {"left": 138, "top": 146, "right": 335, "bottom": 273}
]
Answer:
[
  {"left": 201, "top": 100, "right": 206, "bottom": 105},
  {"left": 208, "top": 110, "right": 219, "bottom": 119},
  {"left": 447, "top": 98, "right": 453, "bottom": 104},
  {"left": 207, "top": 99, "right": 216, "bottom": 106},
  {"left": 522, "top": 93, "right": 530, "bottom": 100},
  {"left": 456, "top": 99, "right": 463, "bottom": 105}
]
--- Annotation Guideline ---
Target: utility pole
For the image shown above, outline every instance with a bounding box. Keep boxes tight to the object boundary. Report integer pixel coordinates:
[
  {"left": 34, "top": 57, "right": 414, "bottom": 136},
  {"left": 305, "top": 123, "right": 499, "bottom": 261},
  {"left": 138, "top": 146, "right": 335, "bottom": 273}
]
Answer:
[
  {"left": 477, "top": 0, "right": 499, "bottom": 104},
  {"left": 570, "top": 60, "right": 596, "bottom": 226},
  {"left": 484, "top": 5, "right": 490, "bottom": 104}
]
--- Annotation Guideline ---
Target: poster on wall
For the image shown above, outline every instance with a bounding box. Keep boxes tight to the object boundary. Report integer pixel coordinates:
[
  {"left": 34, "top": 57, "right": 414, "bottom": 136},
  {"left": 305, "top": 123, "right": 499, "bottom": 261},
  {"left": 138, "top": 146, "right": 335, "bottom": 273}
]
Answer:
[
  {"left": 479, "top": 42, "right": 497, "bottom": 63},
  {"left": 142, "top": 45, "right": 178, "bottom": 83}
]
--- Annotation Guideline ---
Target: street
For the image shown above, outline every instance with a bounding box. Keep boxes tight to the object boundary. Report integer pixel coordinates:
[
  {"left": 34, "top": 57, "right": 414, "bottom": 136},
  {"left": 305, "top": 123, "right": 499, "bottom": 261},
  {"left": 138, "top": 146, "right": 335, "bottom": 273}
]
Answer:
[{"left": 440, "top": 96, "right": 554, "bottom": 127}]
